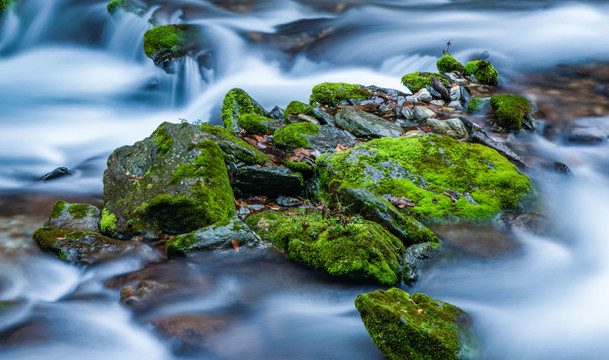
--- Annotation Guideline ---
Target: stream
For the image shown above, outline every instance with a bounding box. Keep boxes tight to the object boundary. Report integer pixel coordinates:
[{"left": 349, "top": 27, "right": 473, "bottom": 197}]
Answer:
[{"left": 1, "top": 0, "right": 609, "bottom": 359}]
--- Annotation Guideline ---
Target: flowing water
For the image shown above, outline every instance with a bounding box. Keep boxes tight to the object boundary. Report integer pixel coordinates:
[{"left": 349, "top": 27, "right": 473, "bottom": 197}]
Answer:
[{"left": 1, "top": 0, "right": 609, "bottom": 359}]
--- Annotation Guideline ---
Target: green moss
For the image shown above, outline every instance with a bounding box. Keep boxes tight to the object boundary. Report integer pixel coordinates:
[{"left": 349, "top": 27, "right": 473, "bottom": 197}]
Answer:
[
  {"left": 316, "top": 134, "right": 532, "bottom": 224},
  {"left": 143, "top": 24, "right": 196, "bottom": 59},
  {"left": 283, "top": 100, "right": 312, "bottom": 120},
  {"left": 489, "top": 94, "right": 533, "bottom": 132},
  {"left": 153, "top": 123, "right": 174, "bottom": 155},
  {"left": 464, "top": 60, "right": 498, "bottom": 86},
  {"left": 285, "top": 160, "right": 314, "bottom": 178},
  {"left": 309, "top": 83, "right": 370, "bottom": 105},
  {"left": 198, "top": 123, "right": 268, "bottom": 164},
  {"left": 246, "top": 211, "right": 404, "bottom": 285},
  {"left": 50, "top": 200, "right": 67, "bottom": 219},
  {"left": 274, "top": 122, "right": 319, "bottom": 148},
  {"left": 100, "top": 208, "right": 118, "bottom": 237},
  {"left": 237, "top": 114, "right": 270, "bottom": 134},
  {"left": 467, "top": 97, "right": 485, "bottom": 113},
  {"left": 221, "top": 88, "right": 266, "bottom": 132},
  {"left": 33, "top": 227, "right": 87, "bottom": 255},
  {"left": 401, "top": 72, "right": 450, "bottom": 92},
  {"left": 436, "top": 54, "right": 465, "bottom": 74},
  {"left": 106, "top": 0, "right": 139, "bottom": 15},
  {"left": 355, "top": 288, "right": 471, "bottom": 360},
  {"left": 67, "top": 204, "right": 91, "bottom": 219}
]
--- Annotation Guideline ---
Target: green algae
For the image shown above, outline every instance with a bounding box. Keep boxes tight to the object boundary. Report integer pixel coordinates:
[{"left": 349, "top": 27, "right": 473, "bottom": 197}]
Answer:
[
  {"left": 309, "top": 83, "right": 371, "bottom": 105},
  {"left": 436, "top": 54, "right": 465, "bottom": 74},
  {"left": 464, "top": 60, "right": 498, "bottom": 86},
  {"left": 273, "top": 122, "right": 319, "bottom": 148}
]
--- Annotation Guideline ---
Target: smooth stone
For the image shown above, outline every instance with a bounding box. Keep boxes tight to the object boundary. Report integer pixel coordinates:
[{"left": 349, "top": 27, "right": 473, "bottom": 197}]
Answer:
[
  {"left": 416, "top": 88, "right": 432, "bottom": 102},
  {"left": 431, "top": 77, "right": 451, "bottom": 101},
  {"left": 335, "top": 106, "right": 402, "bottom": 138},
  {"left": 426, "top": 118, "right": 468, "bottom": 139},
  {"left": 41, "top": 167, "right": 73, "bottom": 181},
  {"left": 308, "top": 126, "right": 357, "bottom": 153},
  {"left": 414, "top": 106, "right": 435, "bottom": 122},
  {"left": 430, "top": 100, "right": 445, "bottom": 107}
]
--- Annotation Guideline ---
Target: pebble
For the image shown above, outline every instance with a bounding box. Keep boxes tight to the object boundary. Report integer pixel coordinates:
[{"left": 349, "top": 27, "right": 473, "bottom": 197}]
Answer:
[
  {"left": 414, "top": 106, "right": 435, "bottom": 122},
  {"left": 430, "top": 100, "right": 445, "bottom": 107},
  {"left": 416, "top": 88, "right": 432, "bottom": 103}
]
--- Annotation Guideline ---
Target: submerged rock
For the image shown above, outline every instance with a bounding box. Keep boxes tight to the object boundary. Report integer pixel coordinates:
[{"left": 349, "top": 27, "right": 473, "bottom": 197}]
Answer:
[
  {"left": 44, "top": 201, "right": 100, "bottom": 232},
  {"left": 246, "top": 210, "right": 405, "bottom": 285},
  {"left": 355, "top": 288, "right": 474, "bottom": 360},
  {"left": 107, "top": 0, "right": 146, "bottom": 16},
  {"left": 41, "top": 167, "right": 72, "bottom": 181},
  {"left": 103, "top": 122, "right": 235, "bottom": 239},
  {"left": 403, "top": 242, "right": 442, "bottom": 283},
  {"left": 335, "top": 106, "right": 402, "bottom": 139}
]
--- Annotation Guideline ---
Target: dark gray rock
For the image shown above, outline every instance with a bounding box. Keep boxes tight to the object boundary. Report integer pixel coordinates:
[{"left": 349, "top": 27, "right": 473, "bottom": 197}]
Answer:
[
  {"left": 563, "top": 127, "right": 605, "bottom": 145},
  {"left": 45, "top": 201, "right": 100, "bottom": 232},
  {"left": 309, "top": 107, "right": 336, "bottom": 126},
  {"left": 234, "top": 166, "right": 303, "bottom": 196},
  {"left": 335, "top": 107, "right": 402, "bottom": 138},
  {"left": 41, "top": 167, "right": 72, "bottom": 181},
  {"left": 308, "top": 126, "right": 357, "bottom": 153},
  {"left": 268, "top": 105, "right": 284, "bottom": 121},
  {"left": 403, "top": 242, "right": 442, "bottom": 284}
]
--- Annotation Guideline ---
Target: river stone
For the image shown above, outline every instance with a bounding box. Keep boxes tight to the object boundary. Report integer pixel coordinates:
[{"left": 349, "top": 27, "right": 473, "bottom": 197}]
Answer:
[
  {"left": 355, "top": 288, "right": 474, "bottom": 360},
  {"left": 268, "top": 105, "right": 284, "bottom": 121},
  {"left": 414, "top": 106, "right": 435, "bottom": 122},
  {"left": 120, "top": 279, "right": 172, "bottom": 310},
  {"left": 41, "top": 167, "right": 72, "bottom": 181},
  {"left": 403, "top": 242, "right": 442, "bottom": 284},
  {"left": 427, "top": 118, "right": 468, "bottom": 139},
  {"left": 425, "top": 85, "right": 443, "bottom": 100},
  {"left": 309, "top": 107, "right": 336, "bottom": 126},
  {"left": 308, "top": 126, "right": 357, "bottom": 153},
  {"left": 44, "top": 201, "right": 100, "bottom": 232},
  {"left": 430, "top": 100, "right": 445, "bottom": 107},
  {"left": 33, "top": 227, "right": 157, "bottom": 264},
  {"left": 416, "top": 88, "right": 432, "bottom": 102},
  {"left": 431, "top": 77, "right": 451, "bottom": 101},
  {"left": 166, "top": 218, "right": 260, "bottom": 257},
  {"left": 152, "top": 314, "right": 229, "bottom": 351},
  {"left": 316, "top": 134, "right": 532, "bottom": 223},
  {"left": 400, "top": 105, "right": 415, "bottom": 120},
  {"left": 335, "top": 106, "right": 402, "bottom": 138},
  {"left": 103, "top": 122, "right": 235, "bottom": 240},
  {"left": 234, "top": 165, "right": 303, "bottom": 196}
]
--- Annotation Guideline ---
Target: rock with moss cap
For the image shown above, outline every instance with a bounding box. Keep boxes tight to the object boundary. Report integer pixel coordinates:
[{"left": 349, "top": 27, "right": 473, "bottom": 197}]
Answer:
[
  {"left": 401, "top": 72, "right": 450, "bottom": 93},
  {"left": 283, "top": 100, "right": 312, "bottom": 121},
  {"left": 309, "top": 82, "right": 372, "bottom": 106},
  {"left": 467, "top": 97, "right": 485, "bottom": 113},
  {"left": 464, "top": 60, "right": 498, "bottom": 86},
  {"left": 316, "top": 134, "right": 533, "bottom": 224},
  {"left": 44, "top": 201, "right": 101, "bottom": 232},
  {"left": 335, "top": 106, "right": 402, "bottom": 139},
  {"left": 166, "top": 218, "right": 260, "bottom": 257},
  {"left": 246, "top": 210, "right": 405, "bottom": 285},
  {"left": 197, "top": 123, "right": 268, "bottom": 164},
  {"left": 236, "top": 114, "right": 274, "bottom": 134},
  {"left": 103, "top": 122, "right": 235, "bottom": 239},
  {"left": 437, "top": 54, "right": 466, "bottom": 74},
  {"left": 221, "top": 88, "right": 269, "bottom": 132},
  {"left": 489, "top": 94, "right": 535, "bottom": 132},
  {"left": 355, "top": 288, "right": 475, "bottom": 360},
  {"left": 107, "top": 0, "right": 146, "bottom": 16},
  {"left": 143, "top": 24, "right": 202, "bottom": 72},
  {"left": 33, "top": 227, "right": 158, "bottom": 264},
  {"left": 273, "top": 122, "right": 319, "bottom": 148}
]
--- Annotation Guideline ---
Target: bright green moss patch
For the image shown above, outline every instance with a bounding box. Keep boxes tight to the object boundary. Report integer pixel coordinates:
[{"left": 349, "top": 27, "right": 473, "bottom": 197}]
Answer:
[
  {"left": 465, "top": 60, "right": 498, "bottom": 85},
  {"left": 436, "top": 54, "right": 465, "bottom": 74},
  {"left": 198, "top": 123, "right": 268, "bottom": 164},
  {"left": 284, "top": 100, "right": 312, "bottom": 120},
  {"left": 50, "top": 200, "right": 67, "bottom": 219},
  {"left": 401, "top": 72, "right": 450, "bottom": 92},
  {"left": 316, "top": 134, "right": 532, "bottom": 223},
  {"left": 246, "top": 210, "right": 404, "bottom": 285},
  {"left": 237, "top": 114, "right": 270, "bottom": 134},
  {"left": 221, "top": 88, "right": 266, "bottom": 132},
  {"left": 100, "top": 208, "right": 118, "bottom": 237},
  {"left": 153, "top": 123, "right": 174, "bottom": 155},
  {"left": 467, "top": 97, "right": 485, "bottom": 113},
  {"left": 285, "top": 160, "right": 314, "bottom": 178},
  {"left": 33, "top": 227, "right": 87, "bottom": 253},
  {"left": 143, "top": 24, "right": 197, "bottom": 59},
  {"left": 355, "top": 288, "right": 472, "bottom": 360},
  {"left": 489, "top": 94, "right": 533, "bottom": 132},
  {"left": 67, "top": 204, "right": 91, "bottom": 219},
  {"left": 107, "top": 0, "right": 140, "bottom": 15},
  {"left": 274, "top": 122, "right": 319, "bottom": 148},
  {"left": 309, "top": 83, "right": 371, "bottom": 105}
]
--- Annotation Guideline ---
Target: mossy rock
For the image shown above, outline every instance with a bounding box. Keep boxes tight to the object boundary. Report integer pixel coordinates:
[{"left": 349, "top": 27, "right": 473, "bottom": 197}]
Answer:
[
  {"left": 283, "top": 100, "right": 312, "bottom": 120},
  {"left": 464, "top": 60, "right": 498, "bottom": 86},
  {"left": 284, "top": 160, "right": 314, "bottom": 178},
  {"left": 309, "top": 82, "right": 371, "bottom": 106},
  {"left": 467, "top": 97, "right": 485, "bottom": 113},
  {"left": 221, "top": 88, "right": 268, "bottom": 132},
  {"left": 237, "top": 114, "right": 272, "bottom": 134},
  {"left": 33, "top": 227, "right": 156, "bottom": 264},
  {"left": 489, "top": 94, "right": 535, "bottom": 132},
  {"left": 355, "top": 288, "right": 474, "bottom": 360},
  {"left": 197, "top": 123, "right": 268, "bottom": 164},
  {"left": 143, "top": 24, "right": 201, "bottom": 71},
  {"left": 44, "top": 201, "right": 101, "bottom": 232},
  {"left": 103, "top": 122, "right": 235, "bottom": 239},
  {"left": 436, "top": 54, "right": 465, "bottom": 74},
  {"left": 246, "top": 210, "right": 405, "bottom": 285},
  {"left": 107, "top": 0, "right": 145, "bottom": 16},
  {"left": 401, "top": 72, "right": 450, "bottom": 93},
  {"left": 316, "top": 134, "right": 533, "bottom": 224},
  {"left": 273, "top": 122, "right": 319, "bottom": 148}
]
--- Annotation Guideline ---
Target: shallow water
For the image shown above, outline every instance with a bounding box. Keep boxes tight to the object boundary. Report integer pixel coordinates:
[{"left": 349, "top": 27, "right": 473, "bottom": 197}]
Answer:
[{"left": 1, "top": 0, "right": 609, "bottom": 358}]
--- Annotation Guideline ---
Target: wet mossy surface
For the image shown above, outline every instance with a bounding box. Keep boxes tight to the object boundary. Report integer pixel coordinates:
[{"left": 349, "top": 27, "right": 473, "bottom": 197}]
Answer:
[
  {"left": 49, "top": 200, "right": 67, "bottom": 219},
  {"left": 401, "top": 72, "right": 450, "bottom": 92},
  {"left": 237, "top": 114, "right": 271, "bottom": 134},
  {"left": 100, "top": 208, "right": 118, "bottom": 237},
  {"left": 465, "top": 60, "right": 498, "bottom": 86},
  {"left": 437, "top": 54, "right": 465, "bottom": 74},
  {"left": 221, "top": 88, "right": 267, "bottom": 132},
  {"left": 246, "top": 210, "right": 405, "bottom": 285},
  {"left": 355, "top": 288, "right": 472, "bottom": 360},
  {"left": 317, "top": 134, "right": 532, "bottom": 224},
  {"left": 67, "top": 204, "right": 91, "bottom": 219},
  {"left": 309, "top": 83, "right": 371, "bottom": 105},
  {"left": 489, "top": 94, "right": 533, "bottom": 132},
  {"left": 107, "top": 0, "right": 142, "bottom": 15},
  {"left": 143, "top": 24, "right": 199, "bottom": 68},
  {"left": 285, "top": 160, "right": 314, "bottom": 178},
  {"left": 273, "top": 122, "right": 319, "bottom": 148}
]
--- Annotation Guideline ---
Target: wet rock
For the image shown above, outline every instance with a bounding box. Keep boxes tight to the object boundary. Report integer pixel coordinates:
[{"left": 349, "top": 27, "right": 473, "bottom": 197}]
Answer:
[
  {"left": 447, "top": 100, "right": 464, "bottom": 110},
  {"left": 307, "top": 126, "right": 356, "bottom": 153},
  {"left": 268, "top": 105, "right": 284, "bottom": 121},
  {"left": 562, "top": 127, "right": 605, "bottom": 145},
  {"left": 41, "top": 167, "right": 72, "bottom": 181},
  {"left": 403, "top": 242, "right": 442, "bottom": 284},
  {"left": 400, "top": 105, "right": 415, "bottom": 120},
  {"left": 490, "top": 94, "right": 536, "bottom": 132},
  {"left": 416, "top": 88, "right": 432, "bottom": 102},
  {"left": 431, "top": 77, "right": 451, "bottom": 101},
  {"left": 426, "top": 118, "right": 468, "bottom": 139},
  {"left": 234, "top": 166, "right": 303, "bottom": 196},
  {"left": 355, "top": 288, "right": 474, "bottom": 360},
  {"left": 465, "top": 60, "right": 498, "bottom": 85},
  {"left": 143, "top": 24, "right": 203, "bottom": 73},
  {"left": 287, "top": 113, "right": 320, "bottom": 126},
  {"left": 334, "top": 106, "right": 402, "bottom": 138},
  {"left": 275, "top": 195, "right": 303, "bottom": 207},
  {"left": 467, "top": 130, "right": 525, "bottom": 167},
  {"left": 120, "top": 280, "right": 171, "bottom": 310},
  {"left": 44, "top": 201, "right": 100, "bottom": 232},
  {"left": 363, "top": 85, "right": 411, "bottom": 98},
  {"left": 221, "top": 88, "right": 269, "bottom": 132},
  {"left": 309, "top": 106, "right": 336, "bottom": 126},
  {"left": 33, "top": 227, "right": 157, "bottom": 264},
  {"left": 107, "top": 0, "right": 146, "bottom": 16},
  {"left": 553, "top": 161, "right": 572, "bottom": 175},
  {"left": 413, "top": 106, "right": 435, "bottom": 122},
  {"left": 103, "top": 122, "right": 235, "bottom": 239},
  {"left": 309, "top": 82, "right": 372, "bottom": 106},
  {"left": 429, "top": 100, "right": 445, "bottom": 107},
  {"left": 198, "top": 123, "right": 268, "bottom": 165},
  {"left": 425, "top": 85, "right": 442, "bottom": 100},
  {"left": 152, "top": 314, "right": 229, "bottom": 351},
  {"left": 166, "top": 218, "right": 260, "bottom": 257}
]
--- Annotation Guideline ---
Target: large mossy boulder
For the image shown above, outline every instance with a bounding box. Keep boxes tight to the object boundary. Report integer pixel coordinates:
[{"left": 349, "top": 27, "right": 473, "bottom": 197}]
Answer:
[
  {"left": 197, "top": 123, "right": 268, "bottom": 164},
  {"left": 143, "top": 24, "right": 201, "bottom": 72},
  {"left": 316, "top": 134, "right": 532, "bottom": 223},
  {"left": 273, "top": 122, "right": 319, "bottom": 148},
  {"left": 309, "top": 82, "right": 372, "bottom": 106},
  {"left": 246, "top": 210, "right": 405, "bottom": 285},
  {"left": 489, "top": 94, "right": 535, "bottom": 132},
  {"left": 103, "top": 122, "right": 235, "bottom": 239},
  {"left": 355, "top": 288, "right": 474, "bottom": 360},
  {"left": 464, "top": 60, "right": 498, "bottom": 86},
  {"left": 221, "top": 88, "right": 268, "bottom": 132}
]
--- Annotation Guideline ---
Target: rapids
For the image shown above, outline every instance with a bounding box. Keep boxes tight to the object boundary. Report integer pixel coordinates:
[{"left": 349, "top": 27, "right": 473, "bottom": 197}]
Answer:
[{"left": 1, "top": 0, "right": 609, "bottom": 359}]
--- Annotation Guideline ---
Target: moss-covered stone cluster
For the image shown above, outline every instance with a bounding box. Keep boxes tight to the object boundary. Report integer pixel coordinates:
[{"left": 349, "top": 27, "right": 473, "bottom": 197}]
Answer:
[
  {"left": 221, "top": 88, "right": 268, "bottom": 132},
  {"left": 143, "top": 24, "right": 199, "bottom": 68},
  {"left": 237, "top": 114, "right": 271, "bottom": 134},
  {"left": 284, "top": 100, "right": 312, "bottom": 120}
]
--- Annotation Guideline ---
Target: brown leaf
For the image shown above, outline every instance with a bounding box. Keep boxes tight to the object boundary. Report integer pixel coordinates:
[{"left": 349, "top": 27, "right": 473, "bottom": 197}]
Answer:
[
  {"left": 334, "top": 144, "right": 348, "bottom": 152},
  {"left": 232, "top": 239, "right": 240, "bottom": 252},
  {"left": 294, "top": 148, "right": 311, "bottom": 157},
  {"left": 252, "top": 135, "right": 265, "bottom": 142},
  {"left": 244, "top": 137, "right": 258, "bottom": 146},
  {"left": 290, "top": 155, "right": 304, "bottom": 162}
]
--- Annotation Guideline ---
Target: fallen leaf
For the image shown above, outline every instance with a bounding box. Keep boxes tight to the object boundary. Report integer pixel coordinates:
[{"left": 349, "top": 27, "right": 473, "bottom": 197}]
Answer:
[
  {"left": 418, "top": 309, "right": 424, "bottom": 314},
  {"left": 294, "top": 148, "right": 311, "bottom": 157},
  {"left": 334, "top": 144, "right": 348, "bottom": 152},
  {"left": 252, "top": 135, "right": 265, "bottom": 142},
  {"left": 290, "top": 155, "right": 304, "bottom": 162},
  {"left": 56, "top": 237, "right": 67, "bottom": 240},
  {"left": 232, "top": 239, "right": 240, "bottom": 252}
]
